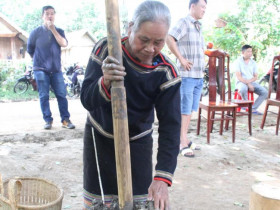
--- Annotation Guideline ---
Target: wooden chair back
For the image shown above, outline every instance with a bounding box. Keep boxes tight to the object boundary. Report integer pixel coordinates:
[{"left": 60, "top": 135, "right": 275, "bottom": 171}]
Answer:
[
  {"left": 205, "top": 49, "right": 231, "bottom": 103},
  {"left": 269, "top": 56, "right": 280, "bottom": 100}
]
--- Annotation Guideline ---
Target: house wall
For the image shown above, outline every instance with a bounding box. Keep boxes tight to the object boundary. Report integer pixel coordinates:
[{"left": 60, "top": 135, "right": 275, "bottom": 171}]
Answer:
[
  {"left": 14, "top": 37, "right": 25, "bottom": 59},
  {"left": 61, "top": 34, "right": 95, "bottom": 67},
  {"left": 61, "top": 46, "right": 93, "bottom": 67},
  {"left": 69, "top": 46, "right": 92, "bottom": 66},
  {"left": 0, "top": 37, "right": 11, "bottom": 59},
  {"left": 0, "top": 37, "right": 25, "bottom": 59}
]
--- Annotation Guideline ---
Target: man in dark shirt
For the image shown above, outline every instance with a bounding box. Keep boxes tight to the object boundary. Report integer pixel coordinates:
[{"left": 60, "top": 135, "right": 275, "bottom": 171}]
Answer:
[{"left": 27, "top": 5, "right": 75, "bottom": 130}]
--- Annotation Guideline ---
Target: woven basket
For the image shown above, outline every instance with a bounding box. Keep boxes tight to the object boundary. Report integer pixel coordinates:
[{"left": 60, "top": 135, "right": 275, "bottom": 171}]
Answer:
[{"left": 0, "top": 175, "right": 63, "bottom": 210}]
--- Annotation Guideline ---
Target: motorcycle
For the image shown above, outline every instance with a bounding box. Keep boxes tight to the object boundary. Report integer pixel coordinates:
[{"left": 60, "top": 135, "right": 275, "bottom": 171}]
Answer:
[
  {"left": 64, "top": 63, "right": 85, "bottom": 97},
  {"left": 201, "top": 66, "right": 230, "bottom": 97},
  {"left": 14, "top": 66, "right": 37, "bottom": 94},
  {"left": 14, "top": 66, "right": 73, "bottom": 95},
  {"left": 64, "top": 63, "right": 82, "bottom": 76},
  {"left": 201, "top": 67, "right": 209, "bottom": 96},
  {"left": 63, "top": 72, "right": 75, "bottom": 97},
  {"left": 258, "top": 61, "right": 279, "bottom": 92},
  {"left": 76, "top": 71, "right": 84, "bottom": 96}
]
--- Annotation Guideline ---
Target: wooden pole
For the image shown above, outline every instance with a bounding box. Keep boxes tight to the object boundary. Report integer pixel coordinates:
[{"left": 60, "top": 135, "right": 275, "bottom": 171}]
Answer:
[{"left": 104, "top": 0, "right": 133, "bottom": 209}]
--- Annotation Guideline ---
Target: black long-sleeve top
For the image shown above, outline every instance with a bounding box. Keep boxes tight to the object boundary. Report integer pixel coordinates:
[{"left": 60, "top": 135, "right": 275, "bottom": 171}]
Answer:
[{"left": 81, "top": 37, "right": 181, "bottom": 186}]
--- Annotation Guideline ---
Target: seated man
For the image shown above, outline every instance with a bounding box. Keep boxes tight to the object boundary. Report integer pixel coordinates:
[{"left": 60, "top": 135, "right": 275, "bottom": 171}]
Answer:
[{"left": 234, "top": 45, "right": 268, "bottom": 115}]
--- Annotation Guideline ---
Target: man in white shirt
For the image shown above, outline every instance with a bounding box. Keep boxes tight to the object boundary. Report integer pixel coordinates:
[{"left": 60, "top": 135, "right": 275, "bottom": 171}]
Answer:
[{"left": 234, "top": 45, "right": 268, "bottom": 115}]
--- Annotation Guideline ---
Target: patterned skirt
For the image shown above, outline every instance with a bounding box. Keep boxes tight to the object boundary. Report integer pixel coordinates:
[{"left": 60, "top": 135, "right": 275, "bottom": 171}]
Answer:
[{"left": 83, "top": 122, "right": 153, "bottom": 209}]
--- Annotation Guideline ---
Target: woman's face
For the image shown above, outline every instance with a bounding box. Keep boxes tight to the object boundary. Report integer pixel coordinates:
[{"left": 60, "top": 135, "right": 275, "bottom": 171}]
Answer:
[{"left": 127, "top": 21, "right": 169, "bottom": 65}]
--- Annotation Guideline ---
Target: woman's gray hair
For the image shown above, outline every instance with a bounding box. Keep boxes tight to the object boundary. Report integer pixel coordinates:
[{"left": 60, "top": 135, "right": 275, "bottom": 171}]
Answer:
[{"left": 131, "top": 1, "right": 171, "bottom": 32}]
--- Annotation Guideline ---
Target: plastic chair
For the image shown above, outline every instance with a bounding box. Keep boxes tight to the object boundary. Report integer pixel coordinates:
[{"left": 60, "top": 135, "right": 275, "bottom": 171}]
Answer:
[
  {"left": 233, "top": 90, "right": 254, "bottom": 112},
  {"left": 226, "top": 89, "right": 254, "bottom": 135}
]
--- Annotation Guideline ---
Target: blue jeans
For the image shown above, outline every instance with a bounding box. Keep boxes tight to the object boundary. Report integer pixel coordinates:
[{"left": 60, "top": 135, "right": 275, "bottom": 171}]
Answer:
[
  {"left": 34, "top": 71, "right": 70, "bottom": 123},
  {"left": 236, "top": 82, "right": 268, "bottom": 110},
  {"left": 180, "top": 77, "right": 203, "bottom": 115}
]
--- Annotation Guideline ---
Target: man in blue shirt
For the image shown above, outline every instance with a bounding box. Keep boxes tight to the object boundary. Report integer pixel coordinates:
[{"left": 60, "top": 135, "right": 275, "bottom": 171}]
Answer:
[{"left": 27, "top": 5, "right": 75, "bottom": 129}]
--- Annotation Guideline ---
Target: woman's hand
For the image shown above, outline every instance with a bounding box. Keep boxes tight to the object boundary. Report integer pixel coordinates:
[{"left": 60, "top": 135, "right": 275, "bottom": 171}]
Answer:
[
  {"left": 102, "top": 56, "right": 126, "bottom": 90},
  {"left": 148, "top": 180, "right": 169, "bottom": 210}
]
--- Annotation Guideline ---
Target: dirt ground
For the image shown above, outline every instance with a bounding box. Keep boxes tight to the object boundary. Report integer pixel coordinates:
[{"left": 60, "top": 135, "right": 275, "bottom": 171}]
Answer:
[{"left": 0, "top": 98, "right": 279, "bottom": 210}]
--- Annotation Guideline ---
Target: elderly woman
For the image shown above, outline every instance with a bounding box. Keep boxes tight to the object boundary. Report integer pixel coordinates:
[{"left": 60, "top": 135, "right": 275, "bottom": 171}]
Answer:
[{"left": 81, "top": 1, "right": 181, "bottom": 209}]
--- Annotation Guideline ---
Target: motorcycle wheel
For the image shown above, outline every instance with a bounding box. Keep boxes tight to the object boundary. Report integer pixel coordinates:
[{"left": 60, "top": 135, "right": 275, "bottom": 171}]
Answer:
[
  {"left": 74, "top": 85, "right": 80, "bottom": 97},
  {"left": 66, "top": 84, "right": 75, "bottom": 97},
  {"left": 201, "top": 79, "right": 209, "bottom": 96},
  {"left": 14, "top": 81, "right": 29, "bottom": 94}
]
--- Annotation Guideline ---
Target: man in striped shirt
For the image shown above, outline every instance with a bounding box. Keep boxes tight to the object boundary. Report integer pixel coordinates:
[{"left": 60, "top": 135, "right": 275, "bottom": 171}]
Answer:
[{"left": 167, "top": 0, "right": 207, "bottom": 157}]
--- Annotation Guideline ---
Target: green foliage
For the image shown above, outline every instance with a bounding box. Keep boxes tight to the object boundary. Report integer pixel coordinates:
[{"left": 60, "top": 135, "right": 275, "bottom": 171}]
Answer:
[
  {"left": 0, "top": 61, "right": 26, "bottom": 90},
  {"left": 64, "top": 2, "right": 106, "bottom": 39},
  {"left": 206, "top": 20, "right": 245, "bottom": 60},
  {"left": 0, "top": 0, "right": 107, "bottom": 38},
  {"left": 0, "top": 61, "right": 57, "bottom": 101},
  {"left": 0, "top": 0, "right": 39, "bottom": 33},
  {"left": 205, "top": 0, "right": 280, "bottom": 62},
  {"left": 0, "top": 87, "right": 39, "bottom": 102},
  {"left": 0, "top": 61, "right": 29, "bottom": 101},
  {"left": 20, "top": 9, "right": 42, "bottom": 33}
]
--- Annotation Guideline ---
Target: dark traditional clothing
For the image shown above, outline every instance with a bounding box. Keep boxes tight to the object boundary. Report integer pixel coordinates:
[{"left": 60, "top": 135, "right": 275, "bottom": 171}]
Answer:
[{"left": 81, "top": 37, "right": 181, "bottom": 208}]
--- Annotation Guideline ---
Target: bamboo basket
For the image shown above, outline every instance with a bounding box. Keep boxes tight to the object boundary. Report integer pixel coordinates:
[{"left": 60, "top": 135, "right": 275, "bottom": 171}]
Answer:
[{"left": 0, "top": 175, "right": 63, "bottom": 210}]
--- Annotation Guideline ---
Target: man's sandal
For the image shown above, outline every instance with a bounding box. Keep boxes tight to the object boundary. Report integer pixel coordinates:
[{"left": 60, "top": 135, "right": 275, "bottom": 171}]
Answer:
[
  {"left": 188, "top": 141, "right": 201, "bottom": 150},
  {"left": 180, "top": 147, "right": 195, "bottom": 158}
]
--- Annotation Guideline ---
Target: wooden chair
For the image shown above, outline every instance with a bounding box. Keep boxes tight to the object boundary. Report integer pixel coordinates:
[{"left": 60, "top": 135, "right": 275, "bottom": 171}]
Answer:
[
  {"left": 197, "top": 49, "right": 238, "bottom": 144},
  {"left": 260, "top": 55, "right": 280, "bottom": 135}
]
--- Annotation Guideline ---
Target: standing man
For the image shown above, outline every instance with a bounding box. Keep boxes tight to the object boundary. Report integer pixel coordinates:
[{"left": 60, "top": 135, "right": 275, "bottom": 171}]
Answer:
[
  {"left": 167, "top": 0, "right": 207, "bottom": 157},
  {"left": 27, "top": 5, "right": 75, "bottom": 130},
  {"left": 234, "top": 45, "right": 268, "bottom": 115}
]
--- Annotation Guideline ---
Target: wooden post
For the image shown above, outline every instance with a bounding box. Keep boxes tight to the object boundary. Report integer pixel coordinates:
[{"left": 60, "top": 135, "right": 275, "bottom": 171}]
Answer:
[
  {"left": 104, "top": 0, "right": 133, "bottom": 209},
  {"left": 249, "top": 180, "right": 280, "bottom": 210}
]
